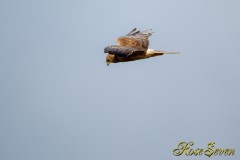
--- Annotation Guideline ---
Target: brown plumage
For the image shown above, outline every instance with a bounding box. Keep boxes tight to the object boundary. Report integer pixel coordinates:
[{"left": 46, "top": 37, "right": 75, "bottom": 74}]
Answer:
[{"left": 104, "top": 28, "right": 179, "bottom": 65}]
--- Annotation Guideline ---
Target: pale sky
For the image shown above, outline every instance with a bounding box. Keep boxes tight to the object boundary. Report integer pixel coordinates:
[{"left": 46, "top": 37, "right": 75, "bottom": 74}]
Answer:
[{"left": 0, "top": 0, "right": 240, "bottom": 160}]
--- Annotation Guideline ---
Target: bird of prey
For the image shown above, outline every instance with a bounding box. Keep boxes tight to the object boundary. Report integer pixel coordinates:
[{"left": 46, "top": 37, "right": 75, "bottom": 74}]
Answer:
[{"left": 104, "top": 28, "right": 179, "bottom": 66}]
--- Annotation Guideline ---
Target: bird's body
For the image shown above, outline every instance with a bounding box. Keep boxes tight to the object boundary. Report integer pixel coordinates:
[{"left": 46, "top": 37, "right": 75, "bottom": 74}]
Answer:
[{"left": 104, "top": 28, "right": 178, "bottom": 65}]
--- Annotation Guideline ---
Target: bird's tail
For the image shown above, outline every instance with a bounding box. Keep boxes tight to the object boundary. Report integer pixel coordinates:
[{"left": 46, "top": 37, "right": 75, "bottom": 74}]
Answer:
[
  {"left": 153, "top": 49, "right": 180, "bottom": 54},
  {"left": 146, "top": 49, "right": 180, "bottom": 56}
]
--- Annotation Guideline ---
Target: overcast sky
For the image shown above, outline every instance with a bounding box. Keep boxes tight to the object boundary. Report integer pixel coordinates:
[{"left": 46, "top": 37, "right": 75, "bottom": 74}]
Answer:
[{"left": 0, "top": 0, "right": 240, "bottom": 160}]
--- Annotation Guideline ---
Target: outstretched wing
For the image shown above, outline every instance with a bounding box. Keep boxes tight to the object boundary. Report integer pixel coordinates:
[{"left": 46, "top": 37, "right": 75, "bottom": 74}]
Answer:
[
  {"left": 104, "top": 45, "right": 145, "bottom": 58},
  {"left": 116, "top": 28, "right": 153, "bottom": 51}
]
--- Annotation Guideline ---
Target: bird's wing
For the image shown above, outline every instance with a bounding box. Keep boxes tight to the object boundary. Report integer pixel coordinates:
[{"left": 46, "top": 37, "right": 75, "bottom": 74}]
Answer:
[
  {"left": 104, "top": 45, "right": 145, "bottom": 58},
  {"left": 116, "top": 28, "right": 153, "bottom": 51}
]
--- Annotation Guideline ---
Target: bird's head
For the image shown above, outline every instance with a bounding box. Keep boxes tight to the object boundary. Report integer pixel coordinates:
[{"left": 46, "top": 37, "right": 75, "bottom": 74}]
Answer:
[
  {"left": 106, "top": 60, "right": 111, "bottom": 66},
  {"left": 104, "top": 46, "right": 114, "bottom": 66},
  {"left": 106, "top": 53, "right": 115, "bottom": 66}
]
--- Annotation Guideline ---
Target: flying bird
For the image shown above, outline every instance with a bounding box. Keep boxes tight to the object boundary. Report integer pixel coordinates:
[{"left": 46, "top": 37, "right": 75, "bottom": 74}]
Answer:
[{"left": 104, "top": 28, "right": 179, "bottom": 66}]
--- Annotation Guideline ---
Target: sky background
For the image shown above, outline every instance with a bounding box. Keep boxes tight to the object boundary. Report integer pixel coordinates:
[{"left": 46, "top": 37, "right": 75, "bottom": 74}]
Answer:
[{"left": 0, "top": 0, "right": 240, "bottom": 160}]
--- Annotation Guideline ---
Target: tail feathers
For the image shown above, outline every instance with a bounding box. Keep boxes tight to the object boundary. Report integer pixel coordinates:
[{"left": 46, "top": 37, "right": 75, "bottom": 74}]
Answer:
[
  {"left": 164, "top": 51, "right": 180, "bottom": 54},
  {"left": 153, "top": 50, "right": 180, "bottom": 54},
  {"left": 147, "top": 49, "right": 180, "bottom": 55}
]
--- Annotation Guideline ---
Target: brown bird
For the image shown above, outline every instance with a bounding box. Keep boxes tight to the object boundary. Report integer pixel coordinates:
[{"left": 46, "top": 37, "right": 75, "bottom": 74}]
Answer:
[{"left": 104, "top": 28, "right": 179, "bottom": 66}]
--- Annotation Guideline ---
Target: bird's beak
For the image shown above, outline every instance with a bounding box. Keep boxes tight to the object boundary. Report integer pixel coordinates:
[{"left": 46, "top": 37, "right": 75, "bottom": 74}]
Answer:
[{"left": 106, "top": 61, "right": 110, "bottom": 66}]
